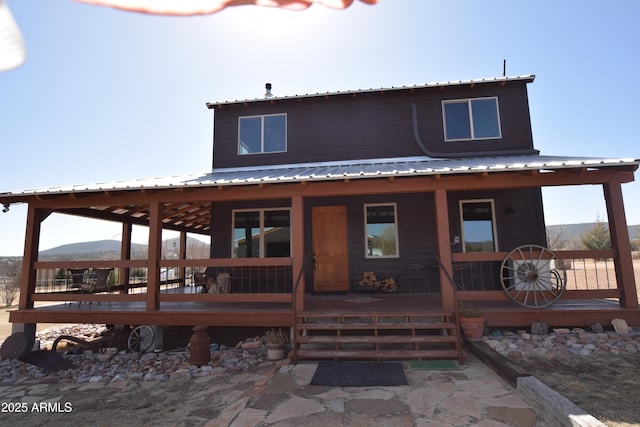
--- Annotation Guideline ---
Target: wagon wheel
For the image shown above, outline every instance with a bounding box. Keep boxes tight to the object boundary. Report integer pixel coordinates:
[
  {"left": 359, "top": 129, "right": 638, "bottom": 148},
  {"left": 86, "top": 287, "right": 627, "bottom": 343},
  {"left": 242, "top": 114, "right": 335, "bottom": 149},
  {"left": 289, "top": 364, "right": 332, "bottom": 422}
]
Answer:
[
  {"left": 127, "top": 325, "right": 155, "bottom": 353},
  {"left": 500, "top": 244, "right": 566, "bottom": 308}
]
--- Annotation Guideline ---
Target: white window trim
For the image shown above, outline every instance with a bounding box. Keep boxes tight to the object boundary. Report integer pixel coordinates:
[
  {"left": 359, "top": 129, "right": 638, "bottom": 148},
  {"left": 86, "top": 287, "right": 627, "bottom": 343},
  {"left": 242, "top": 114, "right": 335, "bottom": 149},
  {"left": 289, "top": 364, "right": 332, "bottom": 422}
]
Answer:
[
  {"left": 364, "top": 203, "right": 400, "bottom": 259},
  {"left": 238, "top": 113, "right": 287, "bottom": 155},
  {"left": 442, "top": 97, "right": 502, "bottom": 142},
  {"left": 231, "top": 207, "right": 291, "bottom": 258},
  {"left": 459, "top": 199, "right": 499, "bottom": 253}
]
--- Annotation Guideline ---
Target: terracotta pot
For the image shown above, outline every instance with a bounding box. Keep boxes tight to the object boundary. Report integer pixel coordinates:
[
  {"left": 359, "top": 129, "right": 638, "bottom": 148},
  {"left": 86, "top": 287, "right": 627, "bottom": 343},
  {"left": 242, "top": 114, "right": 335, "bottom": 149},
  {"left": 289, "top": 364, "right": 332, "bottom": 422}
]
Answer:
[
  {"left": 266, "top": 344, "right": 285, "bottom": 360},
  {"left": 460, "top": 317, "right": 485, "bottom": 341}
]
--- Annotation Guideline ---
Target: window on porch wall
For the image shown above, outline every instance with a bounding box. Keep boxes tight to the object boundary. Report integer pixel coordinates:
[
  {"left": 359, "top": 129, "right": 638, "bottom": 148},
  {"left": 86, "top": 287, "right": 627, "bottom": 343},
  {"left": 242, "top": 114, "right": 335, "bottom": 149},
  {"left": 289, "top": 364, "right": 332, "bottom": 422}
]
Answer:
[
  {"left": 365, "top": 204, "right": 399, "bottom": 258},
  {"left": 232, "top": 208, "right": 291, "bottom": 258},
  {"left": 459, "top": 199, "right": 498, "bottom": 252}
]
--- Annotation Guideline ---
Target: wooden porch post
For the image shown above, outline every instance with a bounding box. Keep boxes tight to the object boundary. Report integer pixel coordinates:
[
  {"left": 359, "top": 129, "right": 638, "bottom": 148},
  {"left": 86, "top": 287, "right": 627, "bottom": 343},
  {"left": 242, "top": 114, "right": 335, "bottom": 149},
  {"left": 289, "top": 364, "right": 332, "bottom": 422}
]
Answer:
[
  {"left": 434, "top": 189, "right": 455, "bottom": 311},
  {"left": 147, "top": 202, "right": 162, "bottom": 311},
  {"left": 18, "top": 205, "right": 42, "bottom": 310},
  {"left": 291, "top": 195, "right": 305, "bottom": 310},
  {"left": 11, "top": 205, "right": 41, "bottom": 342},
  {"left": 179, "top": 231, "right": 187, "bottom": 287},
  {"left": 603, "top": 181, "right": 638, "bottom": 308},
  {"left": 120, "top": 222, "right": 132, "bottom": 294}
]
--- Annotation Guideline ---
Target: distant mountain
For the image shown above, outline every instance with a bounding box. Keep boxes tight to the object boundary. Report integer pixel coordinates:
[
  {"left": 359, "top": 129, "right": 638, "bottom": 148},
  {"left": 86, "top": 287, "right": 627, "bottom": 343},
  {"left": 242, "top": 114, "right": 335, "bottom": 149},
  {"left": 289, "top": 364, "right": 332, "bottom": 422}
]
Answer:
[
  {"left": 38, "top": 237, "right": 210, "bottom": 261},
  {"left": 38, "top": 239, "right": 148, "bottom": 261},
  {"left": 39, "top": 240, "right": 140, "bottom": 256}
]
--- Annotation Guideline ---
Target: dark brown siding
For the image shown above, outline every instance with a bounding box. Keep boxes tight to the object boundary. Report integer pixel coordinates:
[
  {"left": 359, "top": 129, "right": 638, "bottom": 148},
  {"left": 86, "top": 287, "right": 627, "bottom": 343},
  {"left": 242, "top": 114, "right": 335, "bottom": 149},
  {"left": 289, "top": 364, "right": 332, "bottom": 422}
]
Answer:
[
  {"left": 447, "top": 188, "right": 547, "bottom": 252},
  {"left": 209, "top": 187, "right": 545, "bottom": 293},
  {"left": 304, "top": 194, "right": 439, "bottom": 293},
  {"left": 212, "top": 80, "right": 535, "bottom": 169}
]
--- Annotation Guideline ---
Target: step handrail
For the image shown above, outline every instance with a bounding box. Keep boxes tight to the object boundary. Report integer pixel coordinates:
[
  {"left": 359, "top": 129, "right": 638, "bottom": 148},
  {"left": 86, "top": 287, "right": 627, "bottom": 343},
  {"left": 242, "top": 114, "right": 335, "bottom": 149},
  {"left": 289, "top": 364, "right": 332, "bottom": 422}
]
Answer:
[
  {"left": 435, "top": 254, "right": 461, "bottom": 308},
  {"left": 291, "top": 255, "right": 308, "bottom": 363}
]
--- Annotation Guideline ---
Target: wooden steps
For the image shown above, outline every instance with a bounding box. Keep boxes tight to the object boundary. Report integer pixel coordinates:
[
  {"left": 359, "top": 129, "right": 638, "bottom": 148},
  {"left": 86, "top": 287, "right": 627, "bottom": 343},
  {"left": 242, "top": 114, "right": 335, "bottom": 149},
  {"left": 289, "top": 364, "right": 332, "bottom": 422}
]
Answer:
[{"left": 293, "top": 311, "right": 462, "bottom": 362}]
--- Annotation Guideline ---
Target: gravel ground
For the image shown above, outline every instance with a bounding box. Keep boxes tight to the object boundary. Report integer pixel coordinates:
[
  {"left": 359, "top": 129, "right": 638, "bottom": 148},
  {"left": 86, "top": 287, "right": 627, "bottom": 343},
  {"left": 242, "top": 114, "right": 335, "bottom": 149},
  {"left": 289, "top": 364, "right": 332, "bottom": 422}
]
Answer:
[{"left": 2, "top": 322, "right": 639, "bottom": 426}]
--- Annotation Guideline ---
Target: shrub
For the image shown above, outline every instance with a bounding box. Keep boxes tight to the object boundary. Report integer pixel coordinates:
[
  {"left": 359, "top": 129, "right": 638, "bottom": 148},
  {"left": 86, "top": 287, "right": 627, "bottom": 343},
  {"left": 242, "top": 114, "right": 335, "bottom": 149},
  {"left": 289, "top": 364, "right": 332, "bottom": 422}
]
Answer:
[{"left": 1, "top": 278, "right": 19, "bottom": 307}]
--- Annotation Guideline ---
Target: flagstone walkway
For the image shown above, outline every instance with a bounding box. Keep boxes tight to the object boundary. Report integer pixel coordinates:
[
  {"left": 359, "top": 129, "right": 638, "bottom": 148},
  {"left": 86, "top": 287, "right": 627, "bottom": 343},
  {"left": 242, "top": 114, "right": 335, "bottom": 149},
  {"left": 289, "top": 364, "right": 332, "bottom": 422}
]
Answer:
[{"left": 0, "top": 354, "right": 559, "bottom": 427}]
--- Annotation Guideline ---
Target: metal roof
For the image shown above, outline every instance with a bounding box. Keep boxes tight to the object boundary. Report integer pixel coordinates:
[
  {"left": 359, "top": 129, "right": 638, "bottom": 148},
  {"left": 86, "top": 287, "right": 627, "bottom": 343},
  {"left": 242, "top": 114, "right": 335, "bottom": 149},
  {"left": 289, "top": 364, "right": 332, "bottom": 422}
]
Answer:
[
  {"left": 206, "top": 75, "right": 536, "bottom": 108},
  {"left": 2, "top": 154, "right": 636, "bottom": 236},
  {"left": 2, "top": 154, "right": 638, "bottom": 199}
]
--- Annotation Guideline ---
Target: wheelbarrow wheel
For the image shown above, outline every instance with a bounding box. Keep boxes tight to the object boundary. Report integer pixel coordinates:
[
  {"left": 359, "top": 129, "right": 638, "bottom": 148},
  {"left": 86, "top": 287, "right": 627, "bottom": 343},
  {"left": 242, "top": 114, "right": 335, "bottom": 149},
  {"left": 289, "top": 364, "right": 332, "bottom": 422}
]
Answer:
[
  {"left": 500, "top": 244, "right": 567, "bottom": 308},
  {"left": 128, "top": 325, "right": 155, "bottom": 353}
]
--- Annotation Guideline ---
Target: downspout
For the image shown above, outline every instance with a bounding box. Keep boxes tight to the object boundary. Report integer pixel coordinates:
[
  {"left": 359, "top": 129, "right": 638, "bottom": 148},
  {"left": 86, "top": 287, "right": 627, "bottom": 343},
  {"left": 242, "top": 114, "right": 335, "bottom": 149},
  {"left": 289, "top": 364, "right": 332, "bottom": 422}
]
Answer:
[{"left": 410, "top": 104, "right": 539, "bottom": 158}]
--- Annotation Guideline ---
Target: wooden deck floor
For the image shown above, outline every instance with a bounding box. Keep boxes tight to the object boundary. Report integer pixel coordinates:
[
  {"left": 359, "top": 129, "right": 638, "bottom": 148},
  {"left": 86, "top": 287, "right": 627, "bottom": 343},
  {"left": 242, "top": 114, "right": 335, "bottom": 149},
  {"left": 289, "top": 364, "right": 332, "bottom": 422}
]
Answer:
[{"left": 9, "top": 292, "right": 640, "bottom": 328}]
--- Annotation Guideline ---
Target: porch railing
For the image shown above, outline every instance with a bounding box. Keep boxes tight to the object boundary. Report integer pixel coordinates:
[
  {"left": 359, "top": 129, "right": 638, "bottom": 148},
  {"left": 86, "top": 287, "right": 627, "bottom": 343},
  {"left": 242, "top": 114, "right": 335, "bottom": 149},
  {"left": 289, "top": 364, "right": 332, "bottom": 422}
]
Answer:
[
  {"left": 450, "top": 249, "right": 625, "bottom": 302},
  {"left": 27, "top": 258, "right": 294, "bottom": 305}
]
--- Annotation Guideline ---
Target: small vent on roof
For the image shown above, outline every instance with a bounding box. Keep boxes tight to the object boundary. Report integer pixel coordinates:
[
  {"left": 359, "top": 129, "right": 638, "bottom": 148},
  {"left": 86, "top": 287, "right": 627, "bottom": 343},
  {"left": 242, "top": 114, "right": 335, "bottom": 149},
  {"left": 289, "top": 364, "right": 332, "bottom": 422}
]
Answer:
[{"left": 265, "top": 82, "right": 273, "bottom": 98}]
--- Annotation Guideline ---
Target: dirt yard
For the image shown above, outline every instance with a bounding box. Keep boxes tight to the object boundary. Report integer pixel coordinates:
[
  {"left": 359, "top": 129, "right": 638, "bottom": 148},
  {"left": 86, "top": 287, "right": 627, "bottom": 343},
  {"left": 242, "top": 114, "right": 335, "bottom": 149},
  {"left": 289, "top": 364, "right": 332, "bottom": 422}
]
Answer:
[
  {"left": 514, "top": 353, "right": 640, "bottom": 427},
  {"left": 1, "top": 303, "right": 77, "bottom": 345}
]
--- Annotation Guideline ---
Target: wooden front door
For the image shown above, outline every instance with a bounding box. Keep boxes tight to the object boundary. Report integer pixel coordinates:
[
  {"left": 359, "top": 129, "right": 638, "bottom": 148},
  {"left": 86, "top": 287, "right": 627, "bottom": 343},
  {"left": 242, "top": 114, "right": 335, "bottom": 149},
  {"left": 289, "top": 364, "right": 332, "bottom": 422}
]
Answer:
[{"left": 312, "top": 205, "right": 350, "bottom": 292}]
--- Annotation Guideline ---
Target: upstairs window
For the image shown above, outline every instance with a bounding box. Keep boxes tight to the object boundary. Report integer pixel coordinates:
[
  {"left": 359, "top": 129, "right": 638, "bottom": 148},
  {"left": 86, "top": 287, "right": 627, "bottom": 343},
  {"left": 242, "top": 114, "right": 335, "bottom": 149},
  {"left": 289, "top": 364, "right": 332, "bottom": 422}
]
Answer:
[
  {"left": 238, "top": 114, "right": 287, "bottom": 154},
  {"left": 459, "top": 200, "right": 498, "bottom": 252},
  {"left": 365, "top": 204, "right": 399, "bottom": 258},
  {"left": 443, "top": 97, "right": 501, "bottom": 141}
]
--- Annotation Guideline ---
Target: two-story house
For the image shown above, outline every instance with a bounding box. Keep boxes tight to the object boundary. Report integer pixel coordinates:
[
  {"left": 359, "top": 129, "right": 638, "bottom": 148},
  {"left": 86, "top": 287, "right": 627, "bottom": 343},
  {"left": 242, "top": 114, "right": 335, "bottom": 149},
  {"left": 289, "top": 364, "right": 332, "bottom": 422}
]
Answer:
[{"left": 2, "top": 75, "right": 638, "bottom": 361}]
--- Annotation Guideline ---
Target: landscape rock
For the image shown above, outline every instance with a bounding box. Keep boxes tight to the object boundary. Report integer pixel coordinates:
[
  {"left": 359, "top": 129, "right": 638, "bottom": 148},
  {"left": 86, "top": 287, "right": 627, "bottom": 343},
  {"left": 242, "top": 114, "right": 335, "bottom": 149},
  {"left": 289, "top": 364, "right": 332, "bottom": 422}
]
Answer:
[
  {"left": 484, "top": 326, "right": 639, "bottom": 361},
  {"left": 590, "top": 323, "right": 604, "bottom": 333},
  {"left": 531, "top": 322, "right": 548, "bottom": 335},
  {"left": 611, "top": 318, "right": 630, "bottom": 333}
]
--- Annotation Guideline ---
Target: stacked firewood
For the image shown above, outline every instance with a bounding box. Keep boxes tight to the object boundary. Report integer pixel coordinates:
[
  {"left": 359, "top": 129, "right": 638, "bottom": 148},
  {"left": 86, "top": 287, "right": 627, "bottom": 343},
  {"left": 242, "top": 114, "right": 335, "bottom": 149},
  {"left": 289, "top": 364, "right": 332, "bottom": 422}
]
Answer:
[{"left": 357, "top": 271, "right": 398, "bottom": 292}]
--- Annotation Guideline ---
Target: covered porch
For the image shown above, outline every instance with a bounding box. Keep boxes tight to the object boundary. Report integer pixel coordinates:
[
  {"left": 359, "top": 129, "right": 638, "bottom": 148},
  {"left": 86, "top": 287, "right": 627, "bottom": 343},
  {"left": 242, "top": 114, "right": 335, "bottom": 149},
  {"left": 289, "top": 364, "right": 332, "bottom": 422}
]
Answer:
[{"left": 3, "top": 155, "right": 639, "bottom": 357}]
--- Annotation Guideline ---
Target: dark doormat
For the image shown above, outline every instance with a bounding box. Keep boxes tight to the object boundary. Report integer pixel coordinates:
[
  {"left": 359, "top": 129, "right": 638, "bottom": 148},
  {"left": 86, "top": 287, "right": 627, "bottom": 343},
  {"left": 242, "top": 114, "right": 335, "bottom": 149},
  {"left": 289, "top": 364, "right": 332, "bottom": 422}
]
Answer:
[{"left": 310, "top": 362, "right": 408, "bottom": 387}]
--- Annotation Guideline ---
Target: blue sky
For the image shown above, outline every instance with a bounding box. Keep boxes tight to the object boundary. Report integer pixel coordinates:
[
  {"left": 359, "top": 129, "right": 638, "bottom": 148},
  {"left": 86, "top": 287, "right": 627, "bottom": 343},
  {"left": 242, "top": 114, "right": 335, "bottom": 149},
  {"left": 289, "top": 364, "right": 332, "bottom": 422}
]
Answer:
[{"left": 1, "top": 0, "right": 639, "bottom": 256}]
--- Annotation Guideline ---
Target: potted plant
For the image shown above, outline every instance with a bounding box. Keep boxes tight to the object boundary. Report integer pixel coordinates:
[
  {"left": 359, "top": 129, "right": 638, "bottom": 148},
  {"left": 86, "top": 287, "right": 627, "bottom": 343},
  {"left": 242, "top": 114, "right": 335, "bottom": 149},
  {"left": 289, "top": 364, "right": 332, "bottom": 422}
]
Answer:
[
  {"left": 262, "top": 328, "right": 289, "bottom": 360},
  {"left": 458, "top": 301, "right": 485, "bottom": 341}
]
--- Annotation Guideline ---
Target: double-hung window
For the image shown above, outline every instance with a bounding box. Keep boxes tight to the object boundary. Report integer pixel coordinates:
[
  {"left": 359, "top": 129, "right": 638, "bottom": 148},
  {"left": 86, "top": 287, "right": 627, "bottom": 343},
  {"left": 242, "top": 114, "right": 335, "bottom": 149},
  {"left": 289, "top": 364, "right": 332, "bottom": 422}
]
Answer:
[
  {"left": 365, "top": 204, "right": 399, "bottom": 258},
  {"left": 238, "top": 114, "right": 287, "bottom": 154},
  {"left": 459, "top": 200, "right": 498, "bottom": 252},
  {"left": 232, "top": 209, "right": 291, "bottom": 258},
  {"left": 443, "top": 97, "right": 501, "bottom": 141}
]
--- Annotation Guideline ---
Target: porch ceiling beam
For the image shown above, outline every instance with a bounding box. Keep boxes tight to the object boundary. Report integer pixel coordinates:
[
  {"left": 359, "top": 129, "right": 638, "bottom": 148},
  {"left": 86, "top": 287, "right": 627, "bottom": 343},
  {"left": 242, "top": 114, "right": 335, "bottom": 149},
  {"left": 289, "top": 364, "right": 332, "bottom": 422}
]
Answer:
[
  {"left": 125, "top": 204, "right": 150, "bottom": 216},
  {"left": 55, "top": 207, "right": 206, "bottom": 235},
  {"left": 179, "top": 207, "right": 210, "bottom": 221},
  {"left": 165, "top": 202, "right": 207, "bottom": 218},
  {"left": 181, "top": 212, "right": 211, "bottom": 225},
  {"left": 176, "top": 204, "right": 211, "bottom": 219},
  {"left": 175, "top": 217, "right": 205, "bottom": 228},
  {"left": 57, "top": 207, "right": 150, "bottom": 226},
  {"left": 182, "top": 219, "right": 210, "bottom": 231}
]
